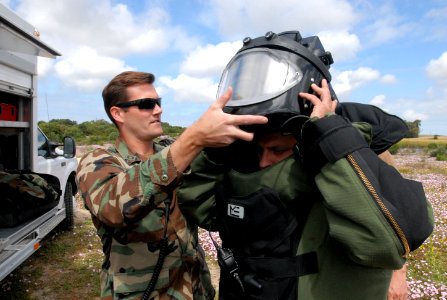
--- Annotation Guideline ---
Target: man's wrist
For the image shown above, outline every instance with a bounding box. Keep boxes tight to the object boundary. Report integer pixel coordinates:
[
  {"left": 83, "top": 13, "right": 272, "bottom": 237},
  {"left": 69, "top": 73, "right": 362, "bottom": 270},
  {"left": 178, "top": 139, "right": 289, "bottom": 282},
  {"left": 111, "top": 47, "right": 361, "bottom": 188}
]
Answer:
[{"left": 309, "top": 111, "right": 336, "bottom": 121}]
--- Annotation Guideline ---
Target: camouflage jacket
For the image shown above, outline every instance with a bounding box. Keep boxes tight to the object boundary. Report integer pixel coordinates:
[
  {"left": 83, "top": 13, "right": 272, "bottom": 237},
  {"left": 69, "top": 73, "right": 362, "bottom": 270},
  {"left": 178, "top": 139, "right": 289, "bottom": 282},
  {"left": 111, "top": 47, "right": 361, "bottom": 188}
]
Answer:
[{"left": 76, "top": 136, "right": 214, "bottom": 300}]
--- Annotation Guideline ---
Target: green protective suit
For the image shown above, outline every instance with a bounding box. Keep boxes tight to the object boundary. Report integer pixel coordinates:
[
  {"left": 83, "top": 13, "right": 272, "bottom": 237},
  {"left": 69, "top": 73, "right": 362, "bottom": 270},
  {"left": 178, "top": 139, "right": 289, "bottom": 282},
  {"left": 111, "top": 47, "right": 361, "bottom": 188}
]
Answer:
[{"left": 177, "top": 116, "right": 434, "bottom": 300}]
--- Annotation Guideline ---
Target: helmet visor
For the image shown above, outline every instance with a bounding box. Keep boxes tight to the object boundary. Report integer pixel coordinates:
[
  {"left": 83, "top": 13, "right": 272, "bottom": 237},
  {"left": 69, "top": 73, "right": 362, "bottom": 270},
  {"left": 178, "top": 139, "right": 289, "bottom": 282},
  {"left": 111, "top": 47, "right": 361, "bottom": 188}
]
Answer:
[{"left": 218, "top": 48, "right": 303, "bottom": 106}]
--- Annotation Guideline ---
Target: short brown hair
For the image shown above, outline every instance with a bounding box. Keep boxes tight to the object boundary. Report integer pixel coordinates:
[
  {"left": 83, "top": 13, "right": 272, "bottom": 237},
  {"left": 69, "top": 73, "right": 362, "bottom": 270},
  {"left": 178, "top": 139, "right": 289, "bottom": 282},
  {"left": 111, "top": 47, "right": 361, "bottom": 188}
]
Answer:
[{"left": 102, "top": 71, "right": 155, "bottom": 125}]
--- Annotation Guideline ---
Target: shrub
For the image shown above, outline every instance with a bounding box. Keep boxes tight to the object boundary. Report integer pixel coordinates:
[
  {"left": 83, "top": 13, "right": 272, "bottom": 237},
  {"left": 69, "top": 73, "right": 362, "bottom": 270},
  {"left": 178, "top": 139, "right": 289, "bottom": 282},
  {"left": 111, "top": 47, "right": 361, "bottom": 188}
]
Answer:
[
  {"left": 430, "top": 147, "right": 447, "bottom": 161},
  {"left": 388, "top": 143, "right": 400, "bottom": 154},
  {"left": 427, "top": 143, "right": 438, "bottom": 149}
]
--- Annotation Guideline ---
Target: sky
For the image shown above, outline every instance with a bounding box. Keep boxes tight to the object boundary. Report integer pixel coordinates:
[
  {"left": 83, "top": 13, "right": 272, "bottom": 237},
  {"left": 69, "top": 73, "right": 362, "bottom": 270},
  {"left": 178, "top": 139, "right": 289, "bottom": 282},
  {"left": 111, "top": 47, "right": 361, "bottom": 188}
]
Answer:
[{"left": 2, "top": 0, "right": 447, "bottom": 135}]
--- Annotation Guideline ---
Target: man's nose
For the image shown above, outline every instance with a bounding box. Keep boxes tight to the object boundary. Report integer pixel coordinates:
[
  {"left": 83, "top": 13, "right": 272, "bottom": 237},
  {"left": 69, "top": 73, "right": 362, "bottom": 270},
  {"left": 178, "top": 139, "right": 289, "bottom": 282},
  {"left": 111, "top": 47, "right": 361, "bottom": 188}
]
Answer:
[
  {"left": 258, "top": 151, "right": 273, "bottom": 169},
  {"left": 153, "top": 103, "right": 162, "bottom": 114}
]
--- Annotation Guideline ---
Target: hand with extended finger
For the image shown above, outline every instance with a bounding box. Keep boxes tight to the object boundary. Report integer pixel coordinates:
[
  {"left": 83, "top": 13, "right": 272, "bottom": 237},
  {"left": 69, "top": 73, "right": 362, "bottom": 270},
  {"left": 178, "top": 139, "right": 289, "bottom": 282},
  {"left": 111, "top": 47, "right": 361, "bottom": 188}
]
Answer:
[
  {"left": 299, "top": 79, "right": 337, "bottom": 119},
  {"left": 191, "top": 87, "right": 268, "bottom": 148},
  {"left": 170, "top": 87, "right": 268, "bottom": 172}
]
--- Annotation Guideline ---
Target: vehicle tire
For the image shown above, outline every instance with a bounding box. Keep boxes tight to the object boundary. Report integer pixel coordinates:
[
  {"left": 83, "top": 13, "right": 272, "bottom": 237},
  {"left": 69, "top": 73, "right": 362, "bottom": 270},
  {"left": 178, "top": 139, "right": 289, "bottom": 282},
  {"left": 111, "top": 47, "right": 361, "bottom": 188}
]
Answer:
[{"left": 60, "top": 181, "right": 74, "bottom": 230}]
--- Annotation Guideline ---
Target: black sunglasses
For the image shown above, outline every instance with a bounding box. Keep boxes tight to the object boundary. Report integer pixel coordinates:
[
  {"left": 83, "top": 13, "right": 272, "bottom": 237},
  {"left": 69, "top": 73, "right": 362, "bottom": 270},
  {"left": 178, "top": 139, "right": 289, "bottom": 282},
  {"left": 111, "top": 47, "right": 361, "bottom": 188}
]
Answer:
[{"left": 115, "top": 98, "right": 162, "bottom": 110}]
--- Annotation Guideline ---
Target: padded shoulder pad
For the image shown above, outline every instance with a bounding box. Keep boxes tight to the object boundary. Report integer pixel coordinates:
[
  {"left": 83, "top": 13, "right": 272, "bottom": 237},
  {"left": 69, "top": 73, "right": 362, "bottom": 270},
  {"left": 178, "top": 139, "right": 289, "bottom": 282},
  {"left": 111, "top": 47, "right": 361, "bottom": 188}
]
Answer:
[{"left": 336, "top": 102, "right": 408, "bottom": 154}]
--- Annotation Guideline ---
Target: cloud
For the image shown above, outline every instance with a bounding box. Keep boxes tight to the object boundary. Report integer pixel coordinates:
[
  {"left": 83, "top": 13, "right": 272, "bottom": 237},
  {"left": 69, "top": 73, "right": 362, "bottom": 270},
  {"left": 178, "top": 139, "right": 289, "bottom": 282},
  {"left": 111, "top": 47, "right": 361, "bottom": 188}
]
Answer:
[
  {"left": 318, "top": 30, "right": 361, "bottom": 62},
  {"left": 207, "top": 0, "right": 358, "bottom": 39},
  {"left": 383, "top": 94, "right": 446, "bottom": 132},
  {"left": 37, "top": 57, "right": 56, "bottom": 77},
  {"left": 380, "top": 74, "right": 397, "bottom": 84},
  {"left": 15, "top": 0, "right": 177, "bottom": 56},
  {"left": 180, "top": 41, "right": 242, "bottom": 77},
  {"left": 12, "top": 0, "right": 200, "bottom": 91},
  {"left": 5, "top": 0, "right": 445, "bottom": 135},
  {"left": 426, "top": 51, "right": 447, "bottom": 87},
  {"left": 425, "top": 52, "right": 447, "bottom": 101},
  {"left": 422, "top": 6, "right": 447, "bottom": 41},
  {"left": 332, "top": 67, "right": 381, "bottom": 97},
  {"left": 425, "top": 6, "right": 447, "bottom": 19},
  {"left": 402, "top": 109, "right": 428, "bottom": 121},
  {"left": 0, "top": 0, "right": 11, "bottom": 8},
  {"left": 159, "top": 74, "right": 218, "bottom": 103},
  {"left": 54, "top": 46, "right": 134, "bottom": 90},
  {"left": 360, "top": 3, "right": 414, "bottom": 46},
  {"left": 369, "top": 94, "right": 386, "bottom": 106}
]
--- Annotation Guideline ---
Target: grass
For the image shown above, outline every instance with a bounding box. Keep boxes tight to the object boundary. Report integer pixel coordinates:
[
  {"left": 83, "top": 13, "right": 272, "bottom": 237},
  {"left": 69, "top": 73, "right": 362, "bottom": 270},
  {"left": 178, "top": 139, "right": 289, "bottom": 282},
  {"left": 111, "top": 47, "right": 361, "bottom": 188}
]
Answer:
[
  {"left": 399, "top": 135, "right": 447, "bottom": 148},
  {"left": 30, "top": 219, "right": 103, "bottom": 299},
  {"left": 393, "top": 151, "right": 447, "bottom": 298},
  {"left": 390, "top": 136, "right": 447, "bottom": 163},
  {"left": 0, "top": 201, "right": 103, "bottom": 300},
  {"left": 409, "top": 240, "right": 447, "bottom": 282},
  {"left": 398, "top": 160, "right": 447, "bottom": 177},
  {"left": 395, "top": 136, "right": 447, "bottom": 154}
]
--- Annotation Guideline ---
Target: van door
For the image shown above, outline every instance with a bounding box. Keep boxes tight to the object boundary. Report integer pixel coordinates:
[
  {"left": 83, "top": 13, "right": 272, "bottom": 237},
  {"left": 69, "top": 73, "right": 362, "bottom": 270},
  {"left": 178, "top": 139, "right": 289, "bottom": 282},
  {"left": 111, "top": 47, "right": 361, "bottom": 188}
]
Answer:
[{"left": 35, "top": 127, "right": 66, "bottom": 181}]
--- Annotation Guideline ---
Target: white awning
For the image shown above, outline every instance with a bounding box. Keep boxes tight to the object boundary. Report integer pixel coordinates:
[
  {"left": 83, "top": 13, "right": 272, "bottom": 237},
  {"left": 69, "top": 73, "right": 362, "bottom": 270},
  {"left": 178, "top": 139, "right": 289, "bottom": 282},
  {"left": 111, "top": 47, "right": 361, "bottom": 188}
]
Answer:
[{"left": 0, "top": 4, "right": 60, "bottom": 58}]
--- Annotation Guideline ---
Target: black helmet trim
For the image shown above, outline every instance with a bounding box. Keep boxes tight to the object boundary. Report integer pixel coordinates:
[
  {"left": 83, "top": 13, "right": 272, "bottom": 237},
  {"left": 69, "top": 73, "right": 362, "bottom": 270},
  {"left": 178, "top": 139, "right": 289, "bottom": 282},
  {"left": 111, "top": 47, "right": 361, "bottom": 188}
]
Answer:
[
  {"left": 218, "top": 30, "right": 337, "bottom": 129},
  {"left": 237, "top": 33, "right": 332, "bottom": 81}
]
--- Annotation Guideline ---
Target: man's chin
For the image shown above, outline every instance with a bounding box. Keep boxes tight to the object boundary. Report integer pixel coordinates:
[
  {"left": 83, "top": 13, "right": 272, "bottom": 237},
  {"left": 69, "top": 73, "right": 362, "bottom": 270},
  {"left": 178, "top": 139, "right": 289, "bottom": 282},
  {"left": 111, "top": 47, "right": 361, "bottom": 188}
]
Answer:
[{"left": 152, "top": 126, "right": 164, "bottom": 137}]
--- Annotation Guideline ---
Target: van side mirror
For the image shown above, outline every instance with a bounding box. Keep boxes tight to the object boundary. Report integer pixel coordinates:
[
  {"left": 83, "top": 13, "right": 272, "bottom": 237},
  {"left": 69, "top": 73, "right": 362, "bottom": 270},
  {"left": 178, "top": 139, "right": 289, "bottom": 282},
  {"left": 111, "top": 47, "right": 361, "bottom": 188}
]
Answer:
[{"left": 63, "top": 136, "right": 76, "bottom": 158}]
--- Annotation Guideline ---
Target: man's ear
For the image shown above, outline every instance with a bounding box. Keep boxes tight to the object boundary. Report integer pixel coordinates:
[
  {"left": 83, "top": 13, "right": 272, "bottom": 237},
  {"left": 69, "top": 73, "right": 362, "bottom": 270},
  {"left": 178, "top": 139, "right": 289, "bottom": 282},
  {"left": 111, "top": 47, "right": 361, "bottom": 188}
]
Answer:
[{"left": 110, "top": 106, "right": 124, "bottom": 125}]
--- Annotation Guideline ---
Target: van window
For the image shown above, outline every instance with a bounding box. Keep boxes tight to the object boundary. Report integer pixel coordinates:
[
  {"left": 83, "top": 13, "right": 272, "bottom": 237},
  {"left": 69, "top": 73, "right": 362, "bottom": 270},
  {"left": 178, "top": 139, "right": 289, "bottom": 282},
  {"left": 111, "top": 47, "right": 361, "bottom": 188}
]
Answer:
[{"left": 37, "top": 128, "right": 48, "bottom": 157}]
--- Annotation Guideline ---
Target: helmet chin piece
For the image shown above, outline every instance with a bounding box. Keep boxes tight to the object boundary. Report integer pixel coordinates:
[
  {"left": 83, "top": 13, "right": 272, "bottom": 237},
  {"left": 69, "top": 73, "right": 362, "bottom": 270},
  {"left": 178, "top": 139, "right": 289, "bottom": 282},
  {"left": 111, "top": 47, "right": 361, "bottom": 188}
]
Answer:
[{"left": 219, "top": 30, "right": 337, "bottom": 131}]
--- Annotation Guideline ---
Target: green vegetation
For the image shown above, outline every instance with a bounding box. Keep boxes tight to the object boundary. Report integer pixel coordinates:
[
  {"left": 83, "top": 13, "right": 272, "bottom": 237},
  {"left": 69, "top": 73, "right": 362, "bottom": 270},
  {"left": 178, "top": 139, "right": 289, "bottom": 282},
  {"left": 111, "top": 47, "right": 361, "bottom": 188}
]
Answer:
[
  {"left": 38, "top": 119, "right": 185, "bottom": 145},
  {"left": 408, "top": 236, "right": 447, "bottom": 291},
  {"left": 429, "top": 146, "right": 447, "bottom": 161},
  {"left": 0, "top": 213, "right": 103, "bottom": 299},
  {"left": 389, "top": 136, "right": 447, "bottom": 161},
  {"left": 399, "top": 157, "right": 447, "bottom": 297},
  {"left": 398, "top": 136, "right": 447, "bottom": 148},
  {"left": 405, "top": 120, "right": 421, "bottom": 138}
]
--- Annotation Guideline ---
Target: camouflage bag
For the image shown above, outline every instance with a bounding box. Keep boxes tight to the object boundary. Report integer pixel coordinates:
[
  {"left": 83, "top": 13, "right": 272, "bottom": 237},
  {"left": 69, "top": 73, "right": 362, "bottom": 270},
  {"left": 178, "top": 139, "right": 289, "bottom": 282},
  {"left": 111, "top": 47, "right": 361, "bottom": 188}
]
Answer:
[{"left": 0, "top": 171, "right": 61, "bottom": 227}]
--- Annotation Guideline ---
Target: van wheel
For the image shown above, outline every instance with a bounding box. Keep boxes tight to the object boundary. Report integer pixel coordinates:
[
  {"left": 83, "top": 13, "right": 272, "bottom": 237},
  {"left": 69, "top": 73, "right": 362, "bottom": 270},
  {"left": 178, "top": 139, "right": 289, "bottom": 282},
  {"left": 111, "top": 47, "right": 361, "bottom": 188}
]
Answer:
[{"left": 61, "top": 182, "right": 74, "bottom": 230}]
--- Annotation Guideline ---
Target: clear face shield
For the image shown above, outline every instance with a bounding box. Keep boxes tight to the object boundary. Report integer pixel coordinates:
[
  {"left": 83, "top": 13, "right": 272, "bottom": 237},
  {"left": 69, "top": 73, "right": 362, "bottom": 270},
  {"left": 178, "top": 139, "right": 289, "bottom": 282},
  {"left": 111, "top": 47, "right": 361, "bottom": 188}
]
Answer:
[{"left": 217, "top": 48, "right": 303, "bottom": 107}]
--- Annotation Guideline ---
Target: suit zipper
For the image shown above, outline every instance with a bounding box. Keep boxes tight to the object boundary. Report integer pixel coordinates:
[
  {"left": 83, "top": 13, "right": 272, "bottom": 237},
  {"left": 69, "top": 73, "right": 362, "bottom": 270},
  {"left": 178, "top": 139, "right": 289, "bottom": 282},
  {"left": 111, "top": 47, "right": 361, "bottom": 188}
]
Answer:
[{"left": 347, "top": 154, "right": 410, "bottom": 256}]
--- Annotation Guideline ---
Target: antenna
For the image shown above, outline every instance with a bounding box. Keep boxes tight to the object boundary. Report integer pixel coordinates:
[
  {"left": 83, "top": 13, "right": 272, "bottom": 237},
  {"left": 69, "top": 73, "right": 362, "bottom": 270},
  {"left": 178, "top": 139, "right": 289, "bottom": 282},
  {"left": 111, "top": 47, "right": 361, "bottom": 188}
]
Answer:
[{"left": 45, "top": 93, "right": 49, "bottom": 121}]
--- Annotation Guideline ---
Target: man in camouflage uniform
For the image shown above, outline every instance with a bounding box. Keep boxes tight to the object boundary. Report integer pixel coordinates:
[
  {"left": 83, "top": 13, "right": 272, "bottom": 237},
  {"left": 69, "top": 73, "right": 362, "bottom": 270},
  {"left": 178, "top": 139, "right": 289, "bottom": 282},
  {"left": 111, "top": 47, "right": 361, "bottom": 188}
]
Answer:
[{"left": 76, "top": 71, "right": 267, "bottom": 300}]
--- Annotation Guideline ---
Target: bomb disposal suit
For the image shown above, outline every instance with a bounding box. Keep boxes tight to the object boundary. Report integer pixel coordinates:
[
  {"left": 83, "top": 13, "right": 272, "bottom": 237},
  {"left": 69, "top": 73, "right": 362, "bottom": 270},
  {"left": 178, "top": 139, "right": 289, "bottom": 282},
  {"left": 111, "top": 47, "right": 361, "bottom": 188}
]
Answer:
[{"left": 177, "top": 31, "right": 434, "bottom": 300}]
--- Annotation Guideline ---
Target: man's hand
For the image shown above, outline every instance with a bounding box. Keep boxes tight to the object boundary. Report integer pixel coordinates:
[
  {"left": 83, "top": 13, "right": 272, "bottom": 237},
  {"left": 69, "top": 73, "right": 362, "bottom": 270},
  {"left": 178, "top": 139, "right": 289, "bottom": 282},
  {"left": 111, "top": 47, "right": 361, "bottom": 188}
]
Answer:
[
  {"left": 299, "top": 79, "right": 337, "bottom": 119},
  {"left": 190, "top": 87, "right": 268, "bottom": 148},
  {"left": 387, "top": 265, "right": 408, "bottom": 300},
  {"left": 170, "top": 87, "right": 268, "bottom": 172}
]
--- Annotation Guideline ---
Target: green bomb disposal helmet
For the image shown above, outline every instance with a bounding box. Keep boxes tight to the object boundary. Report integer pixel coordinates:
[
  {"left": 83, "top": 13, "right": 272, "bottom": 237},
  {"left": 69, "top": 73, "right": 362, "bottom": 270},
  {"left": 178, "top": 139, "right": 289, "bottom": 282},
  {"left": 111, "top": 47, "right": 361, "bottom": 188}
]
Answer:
[{"left": 218, "top": 30, "right": 337, "bottom": 133}]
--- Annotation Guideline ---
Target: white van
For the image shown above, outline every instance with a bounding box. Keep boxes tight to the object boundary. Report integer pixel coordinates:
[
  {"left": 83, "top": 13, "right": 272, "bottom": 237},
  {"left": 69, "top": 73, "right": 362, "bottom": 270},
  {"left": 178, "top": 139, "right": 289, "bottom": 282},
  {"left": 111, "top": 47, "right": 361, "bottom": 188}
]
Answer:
[{"left": 0, "top": 3, "right": 78, "bottom": 281}]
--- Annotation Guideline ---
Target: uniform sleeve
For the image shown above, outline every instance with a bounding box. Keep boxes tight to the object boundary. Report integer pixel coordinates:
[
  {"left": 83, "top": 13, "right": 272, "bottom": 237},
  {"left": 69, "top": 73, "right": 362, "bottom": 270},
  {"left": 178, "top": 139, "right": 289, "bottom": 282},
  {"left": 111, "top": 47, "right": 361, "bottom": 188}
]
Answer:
[
  {"left": 176, "top": 151, "right": 226, "bottom": 230},
  {"left": 298, "top": 114, "right": 434, "bottom": 269},
  {"left": 76, "top": 147, "right": 179, "bottom": 227}
]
